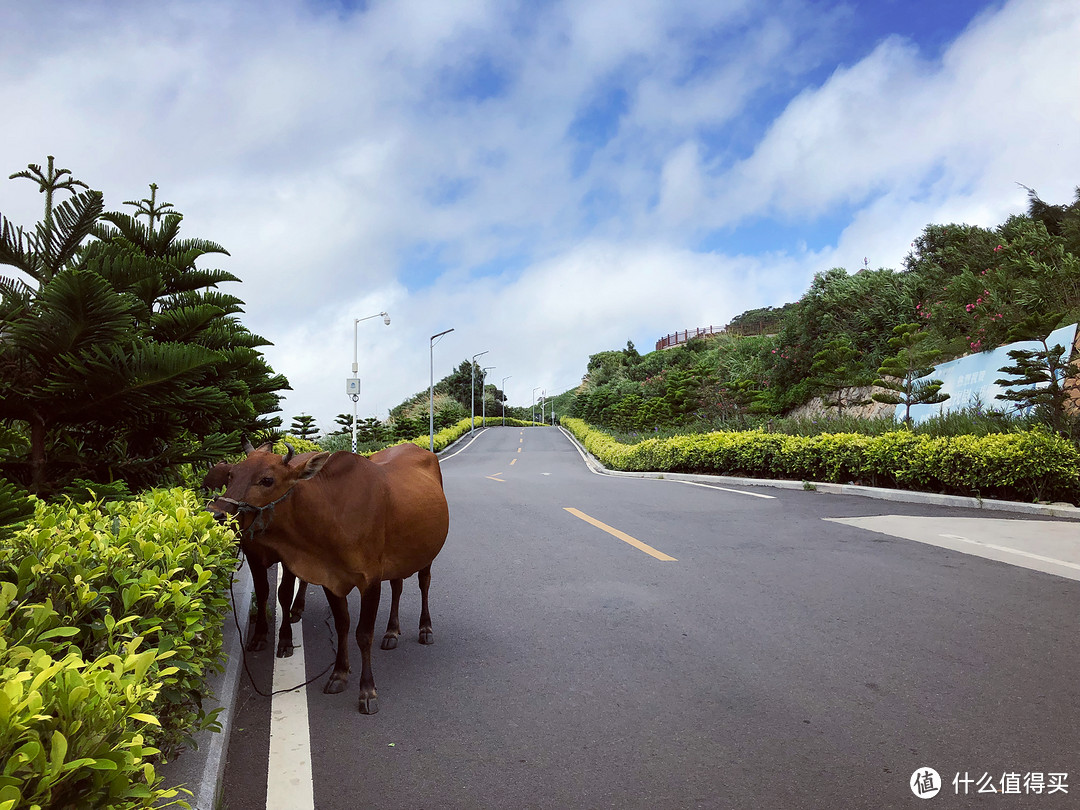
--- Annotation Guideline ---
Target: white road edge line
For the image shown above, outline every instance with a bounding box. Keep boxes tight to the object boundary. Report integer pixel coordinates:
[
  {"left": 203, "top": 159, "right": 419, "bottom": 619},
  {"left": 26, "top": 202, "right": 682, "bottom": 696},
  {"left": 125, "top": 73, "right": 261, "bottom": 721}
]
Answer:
[
  {"left": 938, "top": 533, "right": 1080, "bottom": 572},
  {"left": 267, "top": 567, "right": 314, "bottom": 810},
  {"left": 676, "top": 480, "right": 776, "bottom": 499},
  {"left": 439, "top": 427, "right": 489, "bottom": 461}
]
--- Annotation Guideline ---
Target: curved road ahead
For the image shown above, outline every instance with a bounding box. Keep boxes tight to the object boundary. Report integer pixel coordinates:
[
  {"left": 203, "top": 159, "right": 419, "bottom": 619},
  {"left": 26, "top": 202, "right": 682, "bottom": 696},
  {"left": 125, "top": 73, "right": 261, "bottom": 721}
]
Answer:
[{"left": 223, "top": 426, "right": 1080, "bottom": 808}]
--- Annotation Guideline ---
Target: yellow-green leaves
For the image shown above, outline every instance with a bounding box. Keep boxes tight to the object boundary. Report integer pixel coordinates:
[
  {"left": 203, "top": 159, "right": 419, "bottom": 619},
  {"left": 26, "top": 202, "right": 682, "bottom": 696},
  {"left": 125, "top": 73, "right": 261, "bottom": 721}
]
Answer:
[
  {"left": 562, "top": 418, "right": 1080, "bottom": 504},
  {"left": 0, "top": 486, "right": 237, "bottom": 809}
]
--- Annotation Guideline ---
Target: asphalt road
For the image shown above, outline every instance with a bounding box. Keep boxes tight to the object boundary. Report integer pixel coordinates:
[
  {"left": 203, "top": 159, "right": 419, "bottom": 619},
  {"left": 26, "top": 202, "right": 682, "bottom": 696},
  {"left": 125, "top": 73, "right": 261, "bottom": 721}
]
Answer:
[{"left": 222, "top": 426, "right": 1080, "bottom": 809}]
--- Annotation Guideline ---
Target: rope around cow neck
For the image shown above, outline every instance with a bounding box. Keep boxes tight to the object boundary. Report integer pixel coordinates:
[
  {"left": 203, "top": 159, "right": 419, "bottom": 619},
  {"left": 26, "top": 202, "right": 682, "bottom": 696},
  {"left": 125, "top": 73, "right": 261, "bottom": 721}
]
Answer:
[{"left": 213, "top": 487, "right": 294, "bottom": 537}]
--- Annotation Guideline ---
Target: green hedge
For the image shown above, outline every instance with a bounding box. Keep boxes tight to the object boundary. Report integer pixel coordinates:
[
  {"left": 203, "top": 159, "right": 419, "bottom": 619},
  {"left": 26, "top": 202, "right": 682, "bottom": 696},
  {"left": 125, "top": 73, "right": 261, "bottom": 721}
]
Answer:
[
  {"left": 561, "top": 417, "right": 1080, "bottom": 505},
  {"left": 0, "top": 488, "right": 239, "bottom": 809}
]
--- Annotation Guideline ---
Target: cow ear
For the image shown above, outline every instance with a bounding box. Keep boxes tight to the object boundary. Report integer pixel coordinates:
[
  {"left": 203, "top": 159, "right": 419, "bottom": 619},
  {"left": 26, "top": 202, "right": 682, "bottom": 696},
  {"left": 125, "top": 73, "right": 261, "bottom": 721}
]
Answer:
[
  {"left": 203, "top": 462, "right": 231, "bottom": 490},
  {"left": 298, "top": 452, "right": 332, "bottom": 480},
  {"left": 255, "top": 441, "right": 275, "bottom": 453}
]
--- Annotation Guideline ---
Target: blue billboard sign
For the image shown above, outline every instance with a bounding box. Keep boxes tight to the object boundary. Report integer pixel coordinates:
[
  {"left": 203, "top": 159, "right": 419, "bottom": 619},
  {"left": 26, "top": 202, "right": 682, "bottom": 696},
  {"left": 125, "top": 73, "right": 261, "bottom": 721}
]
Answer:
[{"left": 908, "top": 322, "right": 1078, "bottom": 424}]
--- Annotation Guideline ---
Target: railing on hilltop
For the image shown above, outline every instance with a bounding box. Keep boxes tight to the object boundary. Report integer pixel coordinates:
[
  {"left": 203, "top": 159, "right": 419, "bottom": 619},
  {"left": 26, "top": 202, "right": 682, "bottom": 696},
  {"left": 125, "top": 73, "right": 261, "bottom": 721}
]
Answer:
[
  {"left": 655, "top": 326, "right": 721, "bottom": 351},
  {"left": 655, "top": 321, "right": 779, "bottom": 351}
]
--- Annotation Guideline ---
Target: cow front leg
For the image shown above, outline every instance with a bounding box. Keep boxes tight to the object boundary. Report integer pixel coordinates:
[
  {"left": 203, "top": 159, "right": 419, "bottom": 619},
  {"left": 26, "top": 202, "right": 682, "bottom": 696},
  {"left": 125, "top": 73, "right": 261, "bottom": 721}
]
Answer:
[
  {"left": 247, "top": 561, "right": 271, "bottom": 652},
  {"left": 276, "top": 564, "right": 296, "bottom": 658},
  {"left": 290, "top": 578, "right": 309, "bottom": 623},
  {"left": 323, "top": 588, "right": 352, "bottom": 695},
  {"left": 418, "top": 564, "right": 434, "bottom": 645},
  {"left": 356, "top": 579, "right": 381, "bottom": 714},
  {"left": 381, "top": 578, "right": 403, "bottom": 650}
]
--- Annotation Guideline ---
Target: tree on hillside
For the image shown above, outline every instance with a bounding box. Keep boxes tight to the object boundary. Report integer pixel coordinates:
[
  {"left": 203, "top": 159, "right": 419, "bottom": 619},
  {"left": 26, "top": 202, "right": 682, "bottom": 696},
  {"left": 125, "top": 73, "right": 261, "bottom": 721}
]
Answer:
[
  {"left": 440, "top": 360, "right": 483, "bottom": 410},
  {"left": 331, "top": 413, "right": 354, "bottom": 435},
  {"left": 994, "top": 313, "right": 1079, "bottom": 437},
  {"left": 808, "top": 337, "right": 870, "bottom": 416},
  {"left": 1023, "top": 185, "right": 1080, "bottom": 256},
  {"left": 290, "top": 413, "right": 319, "bottom": 440},
  {"left": 767, "top": 267, "right": 914, "bottom": 412},
  {"left": 357, "top": 417, "right": 386, "bottom": 443},
  {"left": 0, "top": 162, "right": 288, "bottom": 494},
  {"left": 871, "top": 323, "right": 949, "bottom": 426}
]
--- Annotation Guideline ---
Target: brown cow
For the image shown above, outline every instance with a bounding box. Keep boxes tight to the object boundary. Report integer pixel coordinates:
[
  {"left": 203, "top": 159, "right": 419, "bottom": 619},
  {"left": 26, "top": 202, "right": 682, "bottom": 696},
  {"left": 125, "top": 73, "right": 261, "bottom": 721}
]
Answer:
[{"left": 205, "top": 439, "right": 450, "bottom": 714}]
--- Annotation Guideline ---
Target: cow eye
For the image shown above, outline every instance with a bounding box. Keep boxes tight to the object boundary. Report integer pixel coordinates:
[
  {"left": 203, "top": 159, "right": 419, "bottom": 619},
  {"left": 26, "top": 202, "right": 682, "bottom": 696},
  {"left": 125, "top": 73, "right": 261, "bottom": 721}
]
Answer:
[{"left": 259, "top": 477, "right": 274, "bottom": 487}]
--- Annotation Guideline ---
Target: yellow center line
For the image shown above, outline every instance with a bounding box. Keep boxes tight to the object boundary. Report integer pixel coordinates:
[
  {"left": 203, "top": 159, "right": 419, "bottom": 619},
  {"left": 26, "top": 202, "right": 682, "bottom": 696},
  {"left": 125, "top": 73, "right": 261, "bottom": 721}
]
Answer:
[
  {"left": 510, "top": 458, "right": 517, "bottom": 466},
  {"left": 517, "top": 447, "right": 522, "bottom": 453},
  {"left": 486, "top": 473, "right": 505, "bottom": 482},
  {"left": 563, "top": 508, "right": 677, "bottom": 562}
]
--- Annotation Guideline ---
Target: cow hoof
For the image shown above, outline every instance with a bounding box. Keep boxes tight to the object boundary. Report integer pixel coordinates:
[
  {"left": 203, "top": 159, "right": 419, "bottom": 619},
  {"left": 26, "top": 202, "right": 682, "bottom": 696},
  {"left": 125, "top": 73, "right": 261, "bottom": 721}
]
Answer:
[
  {"left": 358, "top": 694, "right": 379, "bottom": 715},
  {"left": 419, "top": 629, "right": 434, "bottom": 645},
  {"left": 324, "top": 674, "right": 348, "bottom": 694},
  {"left": 246, "top": 638, "right": 267, "bottom": 652},
  {"left": 381, "top": 634, "right": 398, "bottom": 650},
  {"left": 276, "top": 642, "right": 294, "bottom": 658}
]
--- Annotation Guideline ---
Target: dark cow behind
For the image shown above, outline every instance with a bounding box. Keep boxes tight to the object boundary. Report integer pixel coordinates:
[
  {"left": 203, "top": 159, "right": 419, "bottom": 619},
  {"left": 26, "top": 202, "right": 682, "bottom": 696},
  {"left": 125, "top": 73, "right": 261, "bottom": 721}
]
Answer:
[{"left": 205, "top": 439, "right": 450, "bottom": 713}]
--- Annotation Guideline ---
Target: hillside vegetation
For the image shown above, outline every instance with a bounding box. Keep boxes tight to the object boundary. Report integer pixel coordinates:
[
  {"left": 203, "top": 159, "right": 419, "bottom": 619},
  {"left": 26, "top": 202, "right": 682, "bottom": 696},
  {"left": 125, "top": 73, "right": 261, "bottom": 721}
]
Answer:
[{"left": 570, "top": 187, "right": 1080, "bottom": 441}]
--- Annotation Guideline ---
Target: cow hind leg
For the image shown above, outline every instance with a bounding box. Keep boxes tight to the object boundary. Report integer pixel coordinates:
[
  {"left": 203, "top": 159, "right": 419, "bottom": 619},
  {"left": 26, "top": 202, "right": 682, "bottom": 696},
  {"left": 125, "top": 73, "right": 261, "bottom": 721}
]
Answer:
[
  {"left": 275, "top": 565, "right": 297, "bottom": 658},
  {"left": 418, "top": 564, "right": 434, "bottom": 645},
  {"left": 290, "top": 578, "right": 309, "bottom": 624},
  {"left": 356, "top": 579, "right": 381, "bottom": 714},
  {"left": 381, "top": 578, "right": 403, "bottom": 650},
  {"left": 323, "top": 588, "right": 352, "bottom": 695}
]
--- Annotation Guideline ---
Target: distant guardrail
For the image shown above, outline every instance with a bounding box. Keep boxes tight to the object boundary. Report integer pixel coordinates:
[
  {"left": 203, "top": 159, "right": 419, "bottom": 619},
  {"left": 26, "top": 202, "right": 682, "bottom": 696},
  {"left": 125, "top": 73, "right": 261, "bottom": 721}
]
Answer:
[{"left": 655, "top": 326, "right": 722, "bottom": 351}]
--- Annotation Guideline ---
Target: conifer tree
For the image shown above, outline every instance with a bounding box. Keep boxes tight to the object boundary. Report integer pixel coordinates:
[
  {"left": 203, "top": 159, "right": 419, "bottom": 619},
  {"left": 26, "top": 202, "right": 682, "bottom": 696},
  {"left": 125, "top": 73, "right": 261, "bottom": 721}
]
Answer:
[
  {"left": 0, "top": 161, "right": 288, "bottom": 494},
  {"left": 290, "top": 413, "right": 319, "bottom": 440},
  {"left": 871, "top": 323, "right": 949, "bottom": 426},
  {"left": 994, "top": 313, "right": 1079, "bottom": 437}
]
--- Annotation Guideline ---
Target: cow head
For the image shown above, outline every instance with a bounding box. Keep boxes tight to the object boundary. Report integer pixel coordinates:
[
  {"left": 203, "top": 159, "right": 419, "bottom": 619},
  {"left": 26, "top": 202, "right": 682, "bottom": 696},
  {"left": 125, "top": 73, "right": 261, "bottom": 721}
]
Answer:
[{"left": 204, "top": 439, "right": 331, "bottom": 532}]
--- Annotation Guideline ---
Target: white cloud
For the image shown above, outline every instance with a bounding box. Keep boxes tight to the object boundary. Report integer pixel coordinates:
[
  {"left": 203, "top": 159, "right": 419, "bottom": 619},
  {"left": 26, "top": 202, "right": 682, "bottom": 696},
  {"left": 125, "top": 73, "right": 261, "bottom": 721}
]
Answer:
[{"left": 2, "top": 0, "right": 1078, "bottom": 435}]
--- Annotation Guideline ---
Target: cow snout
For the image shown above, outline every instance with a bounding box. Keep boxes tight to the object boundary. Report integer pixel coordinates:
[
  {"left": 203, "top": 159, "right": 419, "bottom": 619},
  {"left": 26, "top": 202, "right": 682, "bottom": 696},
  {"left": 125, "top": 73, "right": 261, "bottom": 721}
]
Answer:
[{"left": 205, "top": 503, "right": 230, "bottom": 522}]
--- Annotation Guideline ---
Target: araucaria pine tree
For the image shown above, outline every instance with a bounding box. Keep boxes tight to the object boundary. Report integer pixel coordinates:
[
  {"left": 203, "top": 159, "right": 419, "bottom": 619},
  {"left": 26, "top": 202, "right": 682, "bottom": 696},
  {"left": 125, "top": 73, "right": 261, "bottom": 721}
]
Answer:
[
  {"left": 871, "top": 323, "right": 949, "bottom": 426},
  {"left": 994, "top": 313, "right": 1079, "bottom": 437},
  {"left": 290, "top": 413, "right": 319, "bottom": 440}
]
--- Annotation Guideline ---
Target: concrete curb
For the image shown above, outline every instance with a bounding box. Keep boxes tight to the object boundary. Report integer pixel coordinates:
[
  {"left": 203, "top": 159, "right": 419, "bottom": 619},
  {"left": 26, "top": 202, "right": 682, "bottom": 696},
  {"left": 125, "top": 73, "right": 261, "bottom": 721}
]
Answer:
[
  {"left": 557, "top": 426, "right": 1080, "bottom": 521},
  {"left": 158, "top": 562, "right": 254, "bottom": 809}
]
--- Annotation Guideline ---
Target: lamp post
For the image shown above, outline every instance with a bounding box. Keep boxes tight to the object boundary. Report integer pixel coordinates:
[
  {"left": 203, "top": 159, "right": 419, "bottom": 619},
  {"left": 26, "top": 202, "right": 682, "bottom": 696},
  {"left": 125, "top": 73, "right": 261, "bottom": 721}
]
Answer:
[
  {"left": 471, "top": 350, "right": 489, "bottom": 433},
  {"left": 501, "top": 376, "right": 512, "bottom": 423},
  {"left": 429, "top": 328, "right": 454, "bottom": 452},
  {"left": 481, "top": 366, "right": 495, "bottom": 427},
  {"left": 532, "top": 387, "right": 540, "bottom": 423},
  {"left": 348, "top": 311, "right": 390, "bottom": 453}
]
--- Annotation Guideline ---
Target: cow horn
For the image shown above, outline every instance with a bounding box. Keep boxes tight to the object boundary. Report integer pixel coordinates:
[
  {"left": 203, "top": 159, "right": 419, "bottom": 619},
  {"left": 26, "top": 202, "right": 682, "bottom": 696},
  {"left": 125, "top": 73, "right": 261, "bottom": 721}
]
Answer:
[
  {"left": 242, "top": 434, "right": 255, "bottom": 454},
  {"left": 283, "top": 442, "right": 294, "bottom": 465}
]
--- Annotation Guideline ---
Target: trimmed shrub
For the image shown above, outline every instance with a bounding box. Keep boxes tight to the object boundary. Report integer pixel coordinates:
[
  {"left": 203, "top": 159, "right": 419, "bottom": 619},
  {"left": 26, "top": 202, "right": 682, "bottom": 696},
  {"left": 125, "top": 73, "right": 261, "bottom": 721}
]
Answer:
[
  {"left": 0, "top": 487, "right": 239, "bottom": 809},
  {"left": 561, "top": 418, "right": 1080, "bottom": 504}
]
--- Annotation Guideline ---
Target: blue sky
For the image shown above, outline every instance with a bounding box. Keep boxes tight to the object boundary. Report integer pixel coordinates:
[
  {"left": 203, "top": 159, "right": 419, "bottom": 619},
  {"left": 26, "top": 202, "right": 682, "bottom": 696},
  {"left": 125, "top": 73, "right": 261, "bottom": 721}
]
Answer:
[{"left": 1, "top": 0, "right": 1077, "bottom": 430}]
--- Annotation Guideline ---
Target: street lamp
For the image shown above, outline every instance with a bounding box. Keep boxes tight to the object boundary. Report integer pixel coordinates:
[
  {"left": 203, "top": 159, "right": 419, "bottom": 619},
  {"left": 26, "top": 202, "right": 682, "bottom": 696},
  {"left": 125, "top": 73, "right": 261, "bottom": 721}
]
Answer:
[
  {"left": 348, "top": 312, "right": 390, "bottom": 453},
  {"left": 532, "top": 387, "right": 541, "bottom": 423},
  {"left": 471, "top": 350, "right": 489, "bottom": 433},
  {"left": 481, "top": 367, "right": 495, "bottom": 427},
  {"left": 429, "top": 328, "right": 454, "bottom": 452},
  {"left": 501, "top": 376, "right": 512, "bottom": 423}
]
